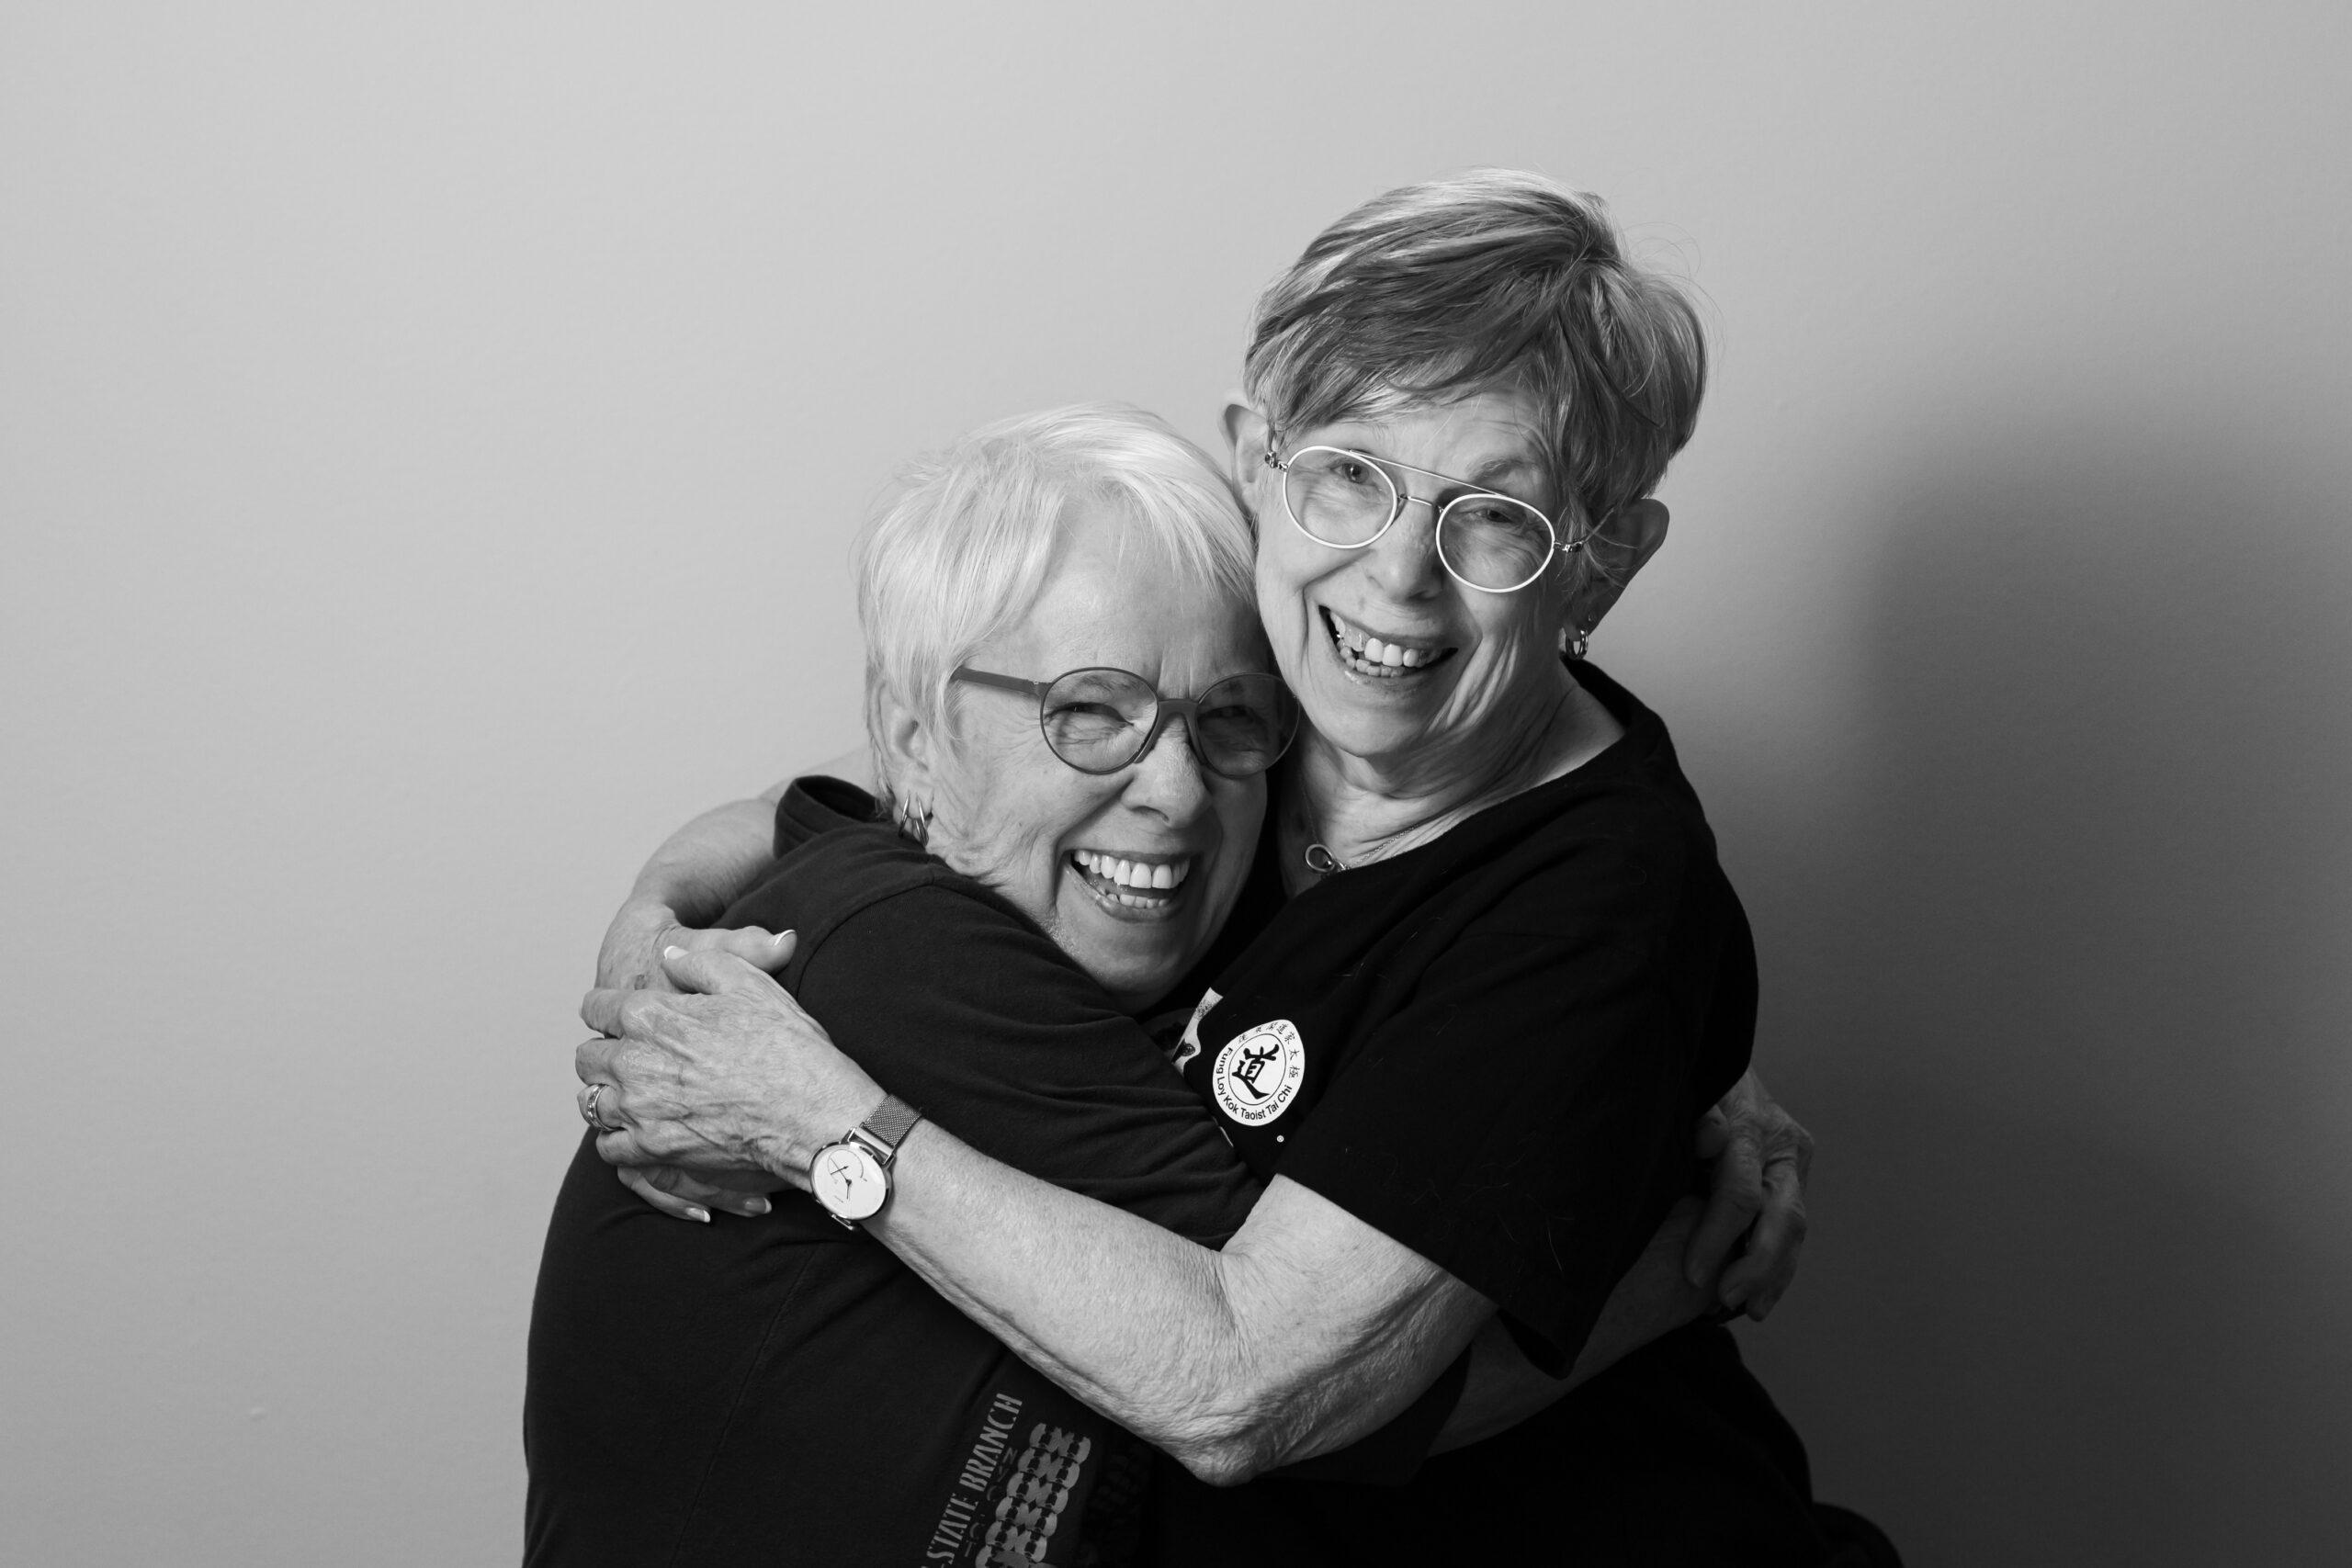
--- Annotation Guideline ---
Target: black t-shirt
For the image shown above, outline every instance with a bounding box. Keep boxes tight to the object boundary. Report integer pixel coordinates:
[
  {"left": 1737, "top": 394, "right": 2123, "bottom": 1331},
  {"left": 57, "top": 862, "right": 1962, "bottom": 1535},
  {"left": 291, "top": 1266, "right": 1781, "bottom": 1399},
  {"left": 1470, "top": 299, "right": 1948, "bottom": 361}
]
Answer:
[
  {"left": 526, "top": 784, "right": 1256, "bottom": 1566},
  {"left": 524, "top": 779, "right": 1456, "bottom": 1567},
  {"left": 529, "top": 667, "right": 1830, "bottom": 1563},
  {"left": 1179, "top": 662, "right": 1752, "bottom": 1369},
  {"left": 1148, "top": 664, "right": 1835, "bottom": 1564}
]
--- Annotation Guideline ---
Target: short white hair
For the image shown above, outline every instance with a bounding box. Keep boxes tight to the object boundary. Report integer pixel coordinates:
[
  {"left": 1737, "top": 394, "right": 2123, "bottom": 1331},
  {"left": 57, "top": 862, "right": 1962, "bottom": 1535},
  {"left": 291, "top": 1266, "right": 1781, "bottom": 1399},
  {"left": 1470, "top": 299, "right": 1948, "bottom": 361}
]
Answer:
[{"left": 854, "top": 403, "right": 1257, "bottom": 802}]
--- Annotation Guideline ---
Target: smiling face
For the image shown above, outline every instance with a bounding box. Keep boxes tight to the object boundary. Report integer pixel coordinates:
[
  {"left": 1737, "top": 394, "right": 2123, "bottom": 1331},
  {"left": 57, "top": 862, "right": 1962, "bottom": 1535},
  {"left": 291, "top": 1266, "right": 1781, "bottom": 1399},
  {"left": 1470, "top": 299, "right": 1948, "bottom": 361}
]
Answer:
[
  {"left": 1245, "top": 389, "right": 1577, "bottom": 783},
  {"left": 916, "top": 501, "right": 1271, "bottom": 1011}
]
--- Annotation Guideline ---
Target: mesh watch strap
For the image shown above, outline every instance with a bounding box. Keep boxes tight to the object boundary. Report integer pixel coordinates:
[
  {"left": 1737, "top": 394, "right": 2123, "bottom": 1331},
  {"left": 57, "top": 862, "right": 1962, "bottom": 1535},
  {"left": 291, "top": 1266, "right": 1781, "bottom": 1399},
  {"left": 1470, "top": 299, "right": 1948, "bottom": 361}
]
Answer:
[{"left": 858, "top": 1094, "right": 924, "bottom": 1157}]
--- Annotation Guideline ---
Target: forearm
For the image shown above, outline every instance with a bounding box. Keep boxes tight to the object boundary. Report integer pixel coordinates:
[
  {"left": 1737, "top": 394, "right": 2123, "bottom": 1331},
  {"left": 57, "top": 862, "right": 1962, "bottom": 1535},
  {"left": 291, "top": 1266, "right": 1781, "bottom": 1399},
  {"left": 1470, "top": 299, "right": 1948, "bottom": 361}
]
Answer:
[
  {"left": 631, "top": 793, "right": 784, "bottom": 924},
  {"left": 594, "top": 795, "right": 782, "bottom": 991},
  {"left": 1439, "top": 1319, "right": 1572, "bottom": 1453},
  {"left": 867, "top": 1126, "right": 1480, "bottom": 1484},
  {"left": 632, "top": 747, "right": 873, "bottom": 925},
  {"left": 1434, "top": 1201, "right": 1708, "bottom": 1452}
]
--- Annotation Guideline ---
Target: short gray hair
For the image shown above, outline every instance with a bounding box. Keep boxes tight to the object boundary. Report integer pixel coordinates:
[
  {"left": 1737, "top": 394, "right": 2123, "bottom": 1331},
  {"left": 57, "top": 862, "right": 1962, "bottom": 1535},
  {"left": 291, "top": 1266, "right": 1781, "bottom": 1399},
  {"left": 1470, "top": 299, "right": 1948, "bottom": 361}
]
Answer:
[
  {"left": 1244, "top": 169, "right": 1707, "bottom": 533},
  {"left": 854, "top": 403, "right": 1256, "bottom": 799}
]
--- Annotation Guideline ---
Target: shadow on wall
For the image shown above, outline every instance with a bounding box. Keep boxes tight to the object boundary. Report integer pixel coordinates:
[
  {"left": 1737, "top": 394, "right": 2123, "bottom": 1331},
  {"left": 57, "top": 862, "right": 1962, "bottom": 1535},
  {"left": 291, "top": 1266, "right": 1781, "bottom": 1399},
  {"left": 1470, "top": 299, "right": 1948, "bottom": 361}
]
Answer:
[{"left": 1734, "top": 412, "right": 2352, "bottom": 1567}]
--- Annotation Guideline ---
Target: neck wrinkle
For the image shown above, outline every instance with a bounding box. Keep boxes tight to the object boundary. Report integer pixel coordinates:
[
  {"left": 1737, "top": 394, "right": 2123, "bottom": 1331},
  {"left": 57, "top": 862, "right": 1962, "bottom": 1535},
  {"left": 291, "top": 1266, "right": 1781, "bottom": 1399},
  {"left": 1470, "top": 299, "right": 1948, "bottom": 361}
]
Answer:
[{"left": 1293, "top": 666, "right": 1595, "bottom": 869}]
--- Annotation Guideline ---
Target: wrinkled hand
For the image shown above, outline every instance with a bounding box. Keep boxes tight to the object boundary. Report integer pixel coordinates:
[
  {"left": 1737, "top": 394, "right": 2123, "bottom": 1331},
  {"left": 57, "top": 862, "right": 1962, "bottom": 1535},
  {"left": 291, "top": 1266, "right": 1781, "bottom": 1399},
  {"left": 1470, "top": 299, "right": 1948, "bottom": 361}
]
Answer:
[
  {"left": 583, "top": 922, "right": 798, "bottom": 1224},
  {"left": 595, "top": 899, "right": 792, "bottom": 994},
  {"left": 577, "top": 941, "right": 882, "bottom": 1191},
  {"left": 1683, "top": 1069, "right": 1813, "bottom": 1319}
]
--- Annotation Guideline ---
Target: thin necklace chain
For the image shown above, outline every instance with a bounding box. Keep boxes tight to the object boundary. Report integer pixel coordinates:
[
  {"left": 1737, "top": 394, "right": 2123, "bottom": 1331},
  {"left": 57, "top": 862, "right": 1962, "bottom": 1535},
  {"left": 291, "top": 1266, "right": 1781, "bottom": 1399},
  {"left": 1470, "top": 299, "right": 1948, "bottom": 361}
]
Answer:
[
  {"left": 1301, "top": 806, "right": 1466, "bottom": 876},
  {"left": 1297, "top": 685, "right": 1579, "bottom": 878}
]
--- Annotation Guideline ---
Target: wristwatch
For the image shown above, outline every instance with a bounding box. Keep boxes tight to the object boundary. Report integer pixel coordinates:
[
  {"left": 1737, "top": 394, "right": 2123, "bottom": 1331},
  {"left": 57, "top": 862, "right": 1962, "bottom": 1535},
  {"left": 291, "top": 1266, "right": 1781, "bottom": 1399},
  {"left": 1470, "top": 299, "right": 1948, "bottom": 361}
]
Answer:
[{"left": 808, "top": 1094, "right": 925, "bottom": 1229}]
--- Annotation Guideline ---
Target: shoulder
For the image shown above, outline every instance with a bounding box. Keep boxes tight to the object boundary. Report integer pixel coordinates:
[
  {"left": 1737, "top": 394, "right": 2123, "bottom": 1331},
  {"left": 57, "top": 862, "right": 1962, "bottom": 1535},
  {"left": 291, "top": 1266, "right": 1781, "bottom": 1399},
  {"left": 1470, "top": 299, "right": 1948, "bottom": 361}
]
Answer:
[
  {"left": 1445, "top": 773, "right": 1718, "bottom": 946},
  {"left": 1378, "top": 680, "right": 1736, "bottom": 970},
  {"left": 759, "top": 834, "right": 1124, "bottom": 1023},
  {"left": 721, "top": 824, "right": 1046, "bottom": 971},
  {"left": 771, "top": 773, "right": 882, "bottom": 855}
]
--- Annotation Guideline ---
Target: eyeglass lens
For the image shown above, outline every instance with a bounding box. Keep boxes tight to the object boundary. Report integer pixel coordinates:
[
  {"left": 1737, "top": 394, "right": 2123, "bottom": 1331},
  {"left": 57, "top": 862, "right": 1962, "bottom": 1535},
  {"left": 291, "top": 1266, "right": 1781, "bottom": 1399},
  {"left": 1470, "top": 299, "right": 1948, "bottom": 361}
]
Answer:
[
  {"left": 1039, "top": 668, "right": 1297, "bottom": 779},
  {"left": 1283, "top": 446, "right": 1556, "bottom": 592}
]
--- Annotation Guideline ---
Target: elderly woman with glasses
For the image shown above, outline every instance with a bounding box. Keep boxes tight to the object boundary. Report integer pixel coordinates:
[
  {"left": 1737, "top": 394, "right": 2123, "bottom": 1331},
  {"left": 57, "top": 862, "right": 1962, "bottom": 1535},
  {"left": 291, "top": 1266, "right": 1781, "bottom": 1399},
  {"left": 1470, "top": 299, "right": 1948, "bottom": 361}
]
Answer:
[
  {"left": 567, "top": 173, "right": 1886, "bottom": 1564},
  {"left": 530, "top": 407, "right": 1305, "bottom": 1563}
]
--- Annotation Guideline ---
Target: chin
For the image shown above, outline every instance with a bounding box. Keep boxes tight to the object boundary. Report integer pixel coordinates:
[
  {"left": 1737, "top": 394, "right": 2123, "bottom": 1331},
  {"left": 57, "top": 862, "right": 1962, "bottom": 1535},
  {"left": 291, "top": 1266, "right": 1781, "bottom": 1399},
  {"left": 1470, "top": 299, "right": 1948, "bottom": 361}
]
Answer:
[
  {"left": 1094, "top": 960, "right": 1185, "bottom": 1010},
  {"left": 1316, "top": 705, "right": 1424, "bottom": 765},
  {"left": 1099, "top": 927, "right": 1202, "bottom": 997}
]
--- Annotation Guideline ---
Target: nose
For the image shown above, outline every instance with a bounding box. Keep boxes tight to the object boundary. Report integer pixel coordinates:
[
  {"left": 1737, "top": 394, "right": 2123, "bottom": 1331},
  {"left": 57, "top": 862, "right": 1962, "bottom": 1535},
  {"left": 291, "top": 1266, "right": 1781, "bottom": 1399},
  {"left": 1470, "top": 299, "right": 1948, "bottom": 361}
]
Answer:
[
  {"left": 1122, "top": 708, "right": 1216, "bottom": 822},
  {"left": 1364, "top": 491, "right": 1448, "bottom": 600}
]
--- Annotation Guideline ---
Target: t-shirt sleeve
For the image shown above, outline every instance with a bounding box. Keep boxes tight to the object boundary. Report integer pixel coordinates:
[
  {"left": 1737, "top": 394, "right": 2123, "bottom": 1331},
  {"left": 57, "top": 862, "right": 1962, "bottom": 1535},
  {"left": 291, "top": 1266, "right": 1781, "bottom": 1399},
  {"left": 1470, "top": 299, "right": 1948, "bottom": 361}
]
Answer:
[
  {"left": 797, "top": 883, "right": 1261, "bottom": 1245},
  {"left": 1273, "top": 822, "right": 1721, "bottom": 1376}
]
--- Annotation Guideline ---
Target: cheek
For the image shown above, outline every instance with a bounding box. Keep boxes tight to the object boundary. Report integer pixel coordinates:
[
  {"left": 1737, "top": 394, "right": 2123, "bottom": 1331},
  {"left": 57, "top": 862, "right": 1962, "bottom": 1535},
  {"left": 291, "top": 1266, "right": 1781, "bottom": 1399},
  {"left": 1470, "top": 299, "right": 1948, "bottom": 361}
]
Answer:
[
  {"left": 1253, "top": 548, "right": 1289, "bottom": 618},
  {"left": 1020, "top": 777, "right": 1096, "bottom": 863},
  {"left": 1215, "top": 784, "right": 1266, "bottom": 883},
  {"left": 1024, "top": 771, "right": 1134, "bottom": 877},
  {"left": 945, "top": 746, "right": 1086, "bottom": 876},
  {"left": 1465, "top": 590, "right": 1557, "bottom": 664},
  {"left": 1256, "top": 538, "right": 1320, "bottom": 638}
]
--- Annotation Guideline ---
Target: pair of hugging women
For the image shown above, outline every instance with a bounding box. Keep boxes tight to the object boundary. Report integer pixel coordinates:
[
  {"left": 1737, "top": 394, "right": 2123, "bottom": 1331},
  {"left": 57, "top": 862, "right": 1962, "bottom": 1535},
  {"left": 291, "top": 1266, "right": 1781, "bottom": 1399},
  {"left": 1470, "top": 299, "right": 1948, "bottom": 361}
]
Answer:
[{"left": 526, "top": 171, "right": 1898, "bottom": 1565}]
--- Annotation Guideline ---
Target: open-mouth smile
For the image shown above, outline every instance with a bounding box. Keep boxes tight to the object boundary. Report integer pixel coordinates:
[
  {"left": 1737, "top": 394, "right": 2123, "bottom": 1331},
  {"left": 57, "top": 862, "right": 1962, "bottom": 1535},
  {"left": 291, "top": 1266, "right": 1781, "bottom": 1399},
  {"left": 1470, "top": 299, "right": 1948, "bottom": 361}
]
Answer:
[
  {"left": 1069, "top": 847, "right": 1196, "bottom": 915},
  {"left": 1320, "top": 607, "right": 1459, "bottom": 681}
]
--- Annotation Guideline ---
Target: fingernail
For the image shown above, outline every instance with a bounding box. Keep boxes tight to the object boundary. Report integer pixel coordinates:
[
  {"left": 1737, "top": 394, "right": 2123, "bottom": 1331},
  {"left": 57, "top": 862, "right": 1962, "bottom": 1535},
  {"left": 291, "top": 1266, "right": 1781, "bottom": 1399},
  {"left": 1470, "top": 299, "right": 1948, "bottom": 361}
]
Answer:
[
  {"left": 688, "top": 1207, "right": 711, "bottom": 1224},
  {"left": 741, "top": 1198, "right": 771, "bottom": 1216},
  {"left": 663, "top": 945, "right": 685, "bottom": 961},
  {"left": 771, "top": 931, "right": 793, "bottom": 947}
]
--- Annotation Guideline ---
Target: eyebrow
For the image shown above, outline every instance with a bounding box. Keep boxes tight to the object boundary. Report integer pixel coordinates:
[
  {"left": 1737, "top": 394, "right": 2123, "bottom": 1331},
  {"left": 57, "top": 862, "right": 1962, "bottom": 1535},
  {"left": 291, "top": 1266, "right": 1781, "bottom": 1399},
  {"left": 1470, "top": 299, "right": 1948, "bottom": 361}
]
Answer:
[
  {"left": 1313, "top": 427, "right": 1546, "bottom": 494},
  {"left": 1464, "top": 455, "right": 1542, "bottom": 490},
  {"left": 1364, "top": 446, "right": 1544, "bottom": 497}
]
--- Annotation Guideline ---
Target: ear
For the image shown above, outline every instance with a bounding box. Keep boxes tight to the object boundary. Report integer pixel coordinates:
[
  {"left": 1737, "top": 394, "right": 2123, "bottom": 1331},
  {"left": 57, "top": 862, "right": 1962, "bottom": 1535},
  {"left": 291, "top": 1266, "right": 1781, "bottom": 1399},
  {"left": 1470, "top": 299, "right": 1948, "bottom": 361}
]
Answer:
[
  {"left": 1610, "top": 497, "right": 1671, "bottom": 570},
  {"left": 1566, "top": 498, "right": 1671, "bottom": 638},
  {"left": 1220, "top": 396, "right": 1272, "bottom": 489},
  {"left": 865, "top": 677, "right": 939, "bottom": 813}
]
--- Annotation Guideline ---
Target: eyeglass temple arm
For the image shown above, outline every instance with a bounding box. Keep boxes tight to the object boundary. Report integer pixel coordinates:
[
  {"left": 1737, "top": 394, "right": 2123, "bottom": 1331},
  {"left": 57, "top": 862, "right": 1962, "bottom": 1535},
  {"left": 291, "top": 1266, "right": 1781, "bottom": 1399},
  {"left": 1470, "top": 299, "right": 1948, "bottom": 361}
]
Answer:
[{"left": 951, "top": 667, "right": 1055, "bottom": 699}]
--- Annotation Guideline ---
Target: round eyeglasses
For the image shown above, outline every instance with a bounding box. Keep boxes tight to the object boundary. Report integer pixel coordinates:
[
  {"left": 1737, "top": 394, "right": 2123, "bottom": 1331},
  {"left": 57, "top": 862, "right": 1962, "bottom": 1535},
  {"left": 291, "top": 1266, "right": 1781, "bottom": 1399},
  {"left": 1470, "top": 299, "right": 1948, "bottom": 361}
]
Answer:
[
  {"left": 1263, "top": 437, "right": 1582, "bottom": 594},
  {"left": 952, "top": 665, "right": 1301, "bottom": 780}
]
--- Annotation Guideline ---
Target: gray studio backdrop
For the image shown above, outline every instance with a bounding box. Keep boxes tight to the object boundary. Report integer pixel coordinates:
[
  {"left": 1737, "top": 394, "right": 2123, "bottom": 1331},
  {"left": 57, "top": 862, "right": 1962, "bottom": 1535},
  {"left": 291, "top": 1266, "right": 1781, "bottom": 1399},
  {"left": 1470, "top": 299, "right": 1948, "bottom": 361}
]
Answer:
[{"left": 6, "top": 4, "right": 2347, "bottom": 1564}]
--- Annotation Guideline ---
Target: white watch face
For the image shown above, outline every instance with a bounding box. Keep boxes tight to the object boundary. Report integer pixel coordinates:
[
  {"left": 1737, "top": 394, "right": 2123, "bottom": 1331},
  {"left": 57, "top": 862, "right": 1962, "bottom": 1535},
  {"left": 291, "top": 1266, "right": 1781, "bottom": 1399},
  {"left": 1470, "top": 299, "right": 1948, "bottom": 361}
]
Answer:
[{"left": 812, "top": 1141, "right": 888, "bottom": 1221}]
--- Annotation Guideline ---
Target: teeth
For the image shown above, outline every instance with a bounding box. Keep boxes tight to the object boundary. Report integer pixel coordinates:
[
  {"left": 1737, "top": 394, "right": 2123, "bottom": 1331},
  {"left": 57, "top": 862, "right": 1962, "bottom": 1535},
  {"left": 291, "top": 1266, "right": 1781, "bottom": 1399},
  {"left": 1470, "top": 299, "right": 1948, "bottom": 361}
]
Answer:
[
  {"left": 1327, "top": 609, "right": 1447, "bottom": 675},
  {"left": 1070, "top": 850, "right": 1193, "bottom": 893}
]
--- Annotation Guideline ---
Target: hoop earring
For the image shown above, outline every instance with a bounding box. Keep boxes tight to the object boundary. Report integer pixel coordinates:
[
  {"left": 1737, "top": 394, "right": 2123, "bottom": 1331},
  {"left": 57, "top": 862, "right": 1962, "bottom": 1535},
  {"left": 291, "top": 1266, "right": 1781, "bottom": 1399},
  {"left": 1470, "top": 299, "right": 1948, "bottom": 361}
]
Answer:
[
  {"left": 1568, "top": 626, "right": 1592, "bottom": 660},
  {"left": 894, "top": 797, "right": 933, "bottom": 845}
]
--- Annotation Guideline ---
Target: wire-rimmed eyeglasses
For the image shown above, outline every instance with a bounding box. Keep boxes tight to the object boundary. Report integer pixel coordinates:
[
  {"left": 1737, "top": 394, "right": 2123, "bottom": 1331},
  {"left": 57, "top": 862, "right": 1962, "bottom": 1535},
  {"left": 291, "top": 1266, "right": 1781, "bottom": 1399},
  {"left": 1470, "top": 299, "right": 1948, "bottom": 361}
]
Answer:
[
  {"left": 952, "top": 665, "right": 1301, "bottom": 779},
  {"left": 1262, "top": 435, "right": 1585, "bottom": 594}
]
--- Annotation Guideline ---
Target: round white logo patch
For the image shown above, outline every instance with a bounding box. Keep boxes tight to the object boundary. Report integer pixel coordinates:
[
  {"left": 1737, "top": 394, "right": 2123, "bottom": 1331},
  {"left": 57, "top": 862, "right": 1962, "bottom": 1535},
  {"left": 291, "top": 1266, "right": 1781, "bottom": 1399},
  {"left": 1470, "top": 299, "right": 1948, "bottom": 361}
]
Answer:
[{"left": 1211, "top": 1019, "right": 1306, "bottom": 1127}]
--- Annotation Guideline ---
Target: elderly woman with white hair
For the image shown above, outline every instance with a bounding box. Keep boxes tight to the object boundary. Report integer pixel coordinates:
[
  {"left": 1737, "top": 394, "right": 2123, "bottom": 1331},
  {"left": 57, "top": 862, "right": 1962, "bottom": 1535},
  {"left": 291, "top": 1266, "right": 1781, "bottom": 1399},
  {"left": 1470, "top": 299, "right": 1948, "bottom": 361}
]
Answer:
[
  {"left": 567, "top": 174, "right": 1893, "bottom": 1564},
  {"left": 526, "top": 406, "right": 1301, "bottom": 1562}
]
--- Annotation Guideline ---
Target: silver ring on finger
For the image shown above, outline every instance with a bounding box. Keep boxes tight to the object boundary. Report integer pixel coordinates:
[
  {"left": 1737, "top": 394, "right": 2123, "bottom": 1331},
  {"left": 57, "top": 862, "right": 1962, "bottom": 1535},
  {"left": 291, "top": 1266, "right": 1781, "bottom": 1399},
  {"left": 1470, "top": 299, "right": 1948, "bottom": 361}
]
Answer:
[{"left": 580, "top": 1080, "right": 618, "bottom": 1132}]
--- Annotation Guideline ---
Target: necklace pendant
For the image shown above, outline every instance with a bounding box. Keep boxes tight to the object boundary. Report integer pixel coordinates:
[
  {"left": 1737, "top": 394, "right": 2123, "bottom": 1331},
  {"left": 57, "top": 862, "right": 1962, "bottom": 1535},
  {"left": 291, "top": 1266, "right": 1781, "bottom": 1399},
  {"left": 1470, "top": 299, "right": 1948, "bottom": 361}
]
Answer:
[{"left": 1304, "top": 841, "right": 1347, "bottom": 876}]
